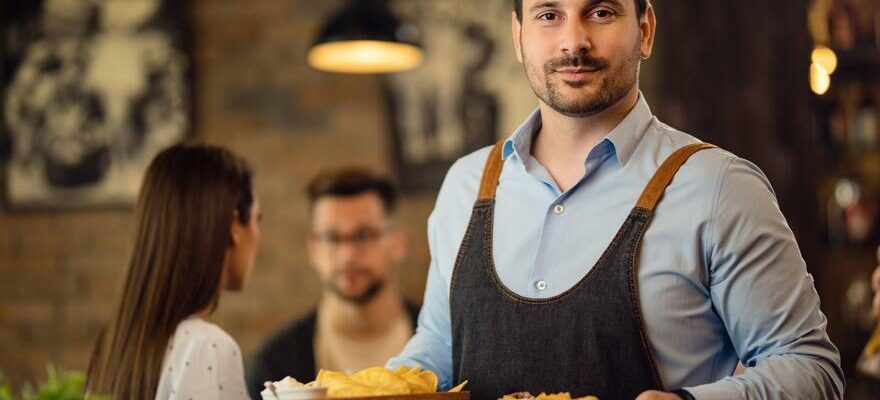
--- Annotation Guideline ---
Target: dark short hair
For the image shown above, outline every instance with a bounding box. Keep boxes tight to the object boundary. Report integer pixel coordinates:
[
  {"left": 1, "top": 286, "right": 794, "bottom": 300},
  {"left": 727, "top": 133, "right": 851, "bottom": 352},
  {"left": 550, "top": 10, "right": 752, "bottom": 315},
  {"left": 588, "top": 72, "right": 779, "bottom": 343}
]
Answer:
[
  {"left": 513, "top": 0, "right": 649, "bottom": 22},
  {"left": 306, "top": 166, "right": 398, "bottom": 214}
]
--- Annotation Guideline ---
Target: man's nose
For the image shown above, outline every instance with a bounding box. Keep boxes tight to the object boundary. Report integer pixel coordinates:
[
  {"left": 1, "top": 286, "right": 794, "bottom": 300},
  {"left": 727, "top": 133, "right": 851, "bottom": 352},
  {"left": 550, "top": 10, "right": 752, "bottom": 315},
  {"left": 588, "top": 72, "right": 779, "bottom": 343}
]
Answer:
[
  {"left": 334, "top": 239, "right": 361, "bottom": 261},
  {"left": 560, "top": 20, "right": 591, "bottom": 55}
]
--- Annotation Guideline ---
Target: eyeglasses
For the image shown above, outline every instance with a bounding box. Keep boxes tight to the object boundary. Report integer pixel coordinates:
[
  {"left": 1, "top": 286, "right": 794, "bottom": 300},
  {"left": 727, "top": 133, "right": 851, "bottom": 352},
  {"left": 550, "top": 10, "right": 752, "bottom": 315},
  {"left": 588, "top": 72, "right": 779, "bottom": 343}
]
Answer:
[{"left": 310, "top": 227, "right": 390, "bottom": 248}]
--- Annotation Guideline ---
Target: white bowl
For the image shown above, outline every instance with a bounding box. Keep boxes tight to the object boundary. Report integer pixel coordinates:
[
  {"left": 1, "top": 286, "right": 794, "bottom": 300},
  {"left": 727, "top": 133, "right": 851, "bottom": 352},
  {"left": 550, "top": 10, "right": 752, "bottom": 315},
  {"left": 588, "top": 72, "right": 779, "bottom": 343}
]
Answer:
[
  {"left": 274, "top": 387, "right": 327, "bottom": 400},
  {"left": 260, "top": 388, "right": 278, "bottom": 400}
]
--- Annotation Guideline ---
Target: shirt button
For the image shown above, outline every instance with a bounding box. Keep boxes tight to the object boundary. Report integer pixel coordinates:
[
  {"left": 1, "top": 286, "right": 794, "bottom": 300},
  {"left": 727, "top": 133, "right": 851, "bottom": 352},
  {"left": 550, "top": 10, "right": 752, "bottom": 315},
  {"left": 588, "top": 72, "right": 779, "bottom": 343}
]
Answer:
[
  {"left": 535, "top": 280, "right": 548, "bottom": 291},
  {"left": 553, "top": 204, "right": 565, "bottom": 215}
]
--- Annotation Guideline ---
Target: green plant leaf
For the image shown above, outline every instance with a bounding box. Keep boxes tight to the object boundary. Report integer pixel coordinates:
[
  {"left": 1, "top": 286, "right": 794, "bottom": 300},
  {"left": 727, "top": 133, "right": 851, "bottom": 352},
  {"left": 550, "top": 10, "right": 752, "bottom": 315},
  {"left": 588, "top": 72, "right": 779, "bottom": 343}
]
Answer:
[{"left": 0, "top": 365, "right": 111, "bottom": 400}]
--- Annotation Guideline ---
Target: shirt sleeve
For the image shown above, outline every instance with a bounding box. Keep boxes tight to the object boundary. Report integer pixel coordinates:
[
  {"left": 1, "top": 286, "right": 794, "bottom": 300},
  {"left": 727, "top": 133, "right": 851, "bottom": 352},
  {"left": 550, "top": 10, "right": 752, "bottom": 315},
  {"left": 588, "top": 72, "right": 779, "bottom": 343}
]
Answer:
[
  {"left": 386, "top": 211, "right": 455, "bottom": 390},
  {"left": 685, "top": 157, "right": 844, "bottom": 400}
]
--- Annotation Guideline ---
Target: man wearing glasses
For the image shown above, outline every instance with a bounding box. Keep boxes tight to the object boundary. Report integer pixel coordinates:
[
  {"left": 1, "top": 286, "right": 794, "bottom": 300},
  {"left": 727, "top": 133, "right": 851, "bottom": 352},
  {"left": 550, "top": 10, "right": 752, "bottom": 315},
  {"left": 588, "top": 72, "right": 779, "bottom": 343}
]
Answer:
[{"left": 247, "top": 167, "right": 418, "bottom": 399}]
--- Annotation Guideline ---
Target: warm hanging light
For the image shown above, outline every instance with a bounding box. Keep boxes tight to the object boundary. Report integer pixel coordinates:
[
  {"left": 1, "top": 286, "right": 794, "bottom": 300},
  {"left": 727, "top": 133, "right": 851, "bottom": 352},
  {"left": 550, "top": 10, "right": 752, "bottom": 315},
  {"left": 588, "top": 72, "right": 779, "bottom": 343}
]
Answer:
[
  {"left": 810, "top": 62, "right": 831, "bottom": 95},
  {"left": 811, "top": 45, "right": 838, "bottom": 75},
  {"left": 307, "top": 0, "right": 423, "bottom": 74}
]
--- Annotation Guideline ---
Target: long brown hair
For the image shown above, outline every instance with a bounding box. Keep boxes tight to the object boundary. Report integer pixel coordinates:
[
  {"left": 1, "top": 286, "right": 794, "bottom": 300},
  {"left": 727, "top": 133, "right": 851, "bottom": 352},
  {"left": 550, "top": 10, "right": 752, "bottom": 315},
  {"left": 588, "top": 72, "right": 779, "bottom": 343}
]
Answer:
[{"left": 86, "top": 143, "right": 253, "bottom": 399}]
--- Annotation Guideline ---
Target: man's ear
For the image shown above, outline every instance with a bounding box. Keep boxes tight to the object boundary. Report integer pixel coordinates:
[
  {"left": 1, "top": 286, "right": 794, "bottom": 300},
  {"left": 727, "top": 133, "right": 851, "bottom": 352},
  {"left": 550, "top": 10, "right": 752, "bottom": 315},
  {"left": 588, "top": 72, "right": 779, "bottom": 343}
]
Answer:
[
  {"left": 640, "top": 5, "right": 656, "bottom": 60},
  {"left": 512, "top": 11, "right": 524, "bottom": 64}
]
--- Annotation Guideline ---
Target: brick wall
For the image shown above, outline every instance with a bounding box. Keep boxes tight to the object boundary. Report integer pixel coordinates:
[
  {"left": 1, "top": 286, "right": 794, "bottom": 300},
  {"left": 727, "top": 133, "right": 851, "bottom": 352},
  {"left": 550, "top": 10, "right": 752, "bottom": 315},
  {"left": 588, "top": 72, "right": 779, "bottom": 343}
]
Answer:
[{"left": 0, "top": 211, "right": 136, "bottom": 387}]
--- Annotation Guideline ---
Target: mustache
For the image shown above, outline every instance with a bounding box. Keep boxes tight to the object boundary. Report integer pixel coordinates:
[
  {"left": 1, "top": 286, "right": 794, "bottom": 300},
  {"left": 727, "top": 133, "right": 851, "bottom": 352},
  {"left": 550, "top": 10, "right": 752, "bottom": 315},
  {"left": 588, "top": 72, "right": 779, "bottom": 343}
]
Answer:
[
  {"left": 544, "top": 53, "right": 610, "bottom": 73},
  {"left": 332, "top": 267, "right": 373, "bottom": 277}
]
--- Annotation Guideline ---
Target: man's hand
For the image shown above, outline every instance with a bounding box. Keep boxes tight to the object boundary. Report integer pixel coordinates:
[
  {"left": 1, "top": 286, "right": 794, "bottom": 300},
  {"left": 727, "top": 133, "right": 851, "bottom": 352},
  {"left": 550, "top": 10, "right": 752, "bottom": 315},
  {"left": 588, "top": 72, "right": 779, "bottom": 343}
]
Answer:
[{"left": 635, "top": 390, "right": 684, "bottom": 400}]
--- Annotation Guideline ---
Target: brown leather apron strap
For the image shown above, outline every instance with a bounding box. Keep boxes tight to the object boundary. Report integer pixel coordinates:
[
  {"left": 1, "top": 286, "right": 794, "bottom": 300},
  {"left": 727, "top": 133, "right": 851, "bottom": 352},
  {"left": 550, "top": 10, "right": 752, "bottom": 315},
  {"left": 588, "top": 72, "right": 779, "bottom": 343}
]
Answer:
[
  {"left": 477, "top": 140, "right": 715, "bottom": 207},
  {"left": 477, "top": 140, "right": 506, "bottom": 200},
  {"left": 635, "top": 142, "right": 717, "bottom": 211}
]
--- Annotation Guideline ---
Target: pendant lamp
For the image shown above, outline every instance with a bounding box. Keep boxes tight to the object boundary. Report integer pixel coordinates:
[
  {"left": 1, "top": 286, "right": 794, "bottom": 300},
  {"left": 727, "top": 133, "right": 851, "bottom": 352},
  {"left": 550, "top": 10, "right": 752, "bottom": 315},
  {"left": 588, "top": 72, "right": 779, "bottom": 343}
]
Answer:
[{"left": 307, "top": 0, "right": 423, "bottom": 74}]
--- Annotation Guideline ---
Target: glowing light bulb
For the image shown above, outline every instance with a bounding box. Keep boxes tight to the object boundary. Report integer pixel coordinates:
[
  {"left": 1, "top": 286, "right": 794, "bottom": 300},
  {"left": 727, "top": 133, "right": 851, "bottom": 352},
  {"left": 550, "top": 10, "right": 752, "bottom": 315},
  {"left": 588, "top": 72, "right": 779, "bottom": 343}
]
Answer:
[
  {"left": 810, "top": 62, "right": 831, "bottom": 95},
  {"left": 811, "top": 45, "right": 838, "bottom": 75},
  {"left": 307, "top": 41, "right": 423, "bottom": 74}
]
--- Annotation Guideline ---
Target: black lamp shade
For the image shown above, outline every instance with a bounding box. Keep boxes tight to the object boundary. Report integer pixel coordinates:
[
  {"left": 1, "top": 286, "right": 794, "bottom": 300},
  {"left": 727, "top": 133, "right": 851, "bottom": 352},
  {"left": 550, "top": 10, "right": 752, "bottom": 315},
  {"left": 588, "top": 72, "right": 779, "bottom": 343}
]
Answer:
[{"left": 308, "top": 0, "right": 423, "bottom": 74}]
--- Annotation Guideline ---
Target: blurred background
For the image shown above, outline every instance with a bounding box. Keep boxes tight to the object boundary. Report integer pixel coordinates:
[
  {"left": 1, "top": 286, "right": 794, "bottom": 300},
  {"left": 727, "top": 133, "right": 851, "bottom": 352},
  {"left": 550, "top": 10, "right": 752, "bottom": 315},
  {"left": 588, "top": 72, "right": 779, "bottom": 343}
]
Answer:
[{"left": 1, "top": 0, "right": 879, "bottom": 395}]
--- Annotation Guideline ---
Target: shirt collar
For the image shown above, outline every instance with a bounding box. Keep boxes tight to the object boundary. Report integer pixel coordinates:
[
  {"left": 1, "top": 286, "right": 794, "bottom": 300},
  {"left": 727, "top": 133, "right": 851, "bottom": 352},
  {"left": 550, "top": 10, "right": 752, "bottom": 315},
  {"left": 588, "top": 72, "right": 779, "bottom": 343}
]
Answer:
[
  {"left": 502, "top": 108, "right": 541, "bottom": 162},
  {"left": 605, "top": 93, "right": 653, "bottom": 165},
  {"left": 502, "top": 93, "right": 654, "bottom": 166}
]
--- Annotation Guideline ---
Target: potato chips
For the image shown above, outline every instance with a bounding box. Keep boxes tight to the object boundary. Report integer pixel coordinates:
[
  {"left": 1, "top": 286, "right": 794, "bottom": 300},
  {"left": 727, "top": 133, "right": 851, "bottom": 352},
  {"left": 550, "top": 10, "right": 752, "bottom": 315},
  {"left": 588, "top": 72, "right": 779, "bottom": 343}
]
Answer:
[
  {"left": 499, "top": 392, "right": 599, "bottom": 400},
  {"left": 316, "top": 366, "right": 441, "bottom": 398}
]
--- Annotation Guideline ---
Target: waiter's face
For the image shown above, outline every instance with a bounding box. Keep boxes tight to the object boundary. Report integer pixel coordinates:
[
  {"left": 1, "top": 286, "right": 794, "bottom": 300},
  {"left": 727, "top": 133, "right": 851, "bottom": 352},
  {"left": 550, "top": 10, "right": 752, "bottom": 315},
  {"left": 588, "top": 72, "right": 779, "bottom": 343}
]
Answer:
[
  {"left": 512, "top": 0, "right": 655, "bottom": 117},
  {"left": 308, "top": 192, "right": 405, "bottom": 304}
]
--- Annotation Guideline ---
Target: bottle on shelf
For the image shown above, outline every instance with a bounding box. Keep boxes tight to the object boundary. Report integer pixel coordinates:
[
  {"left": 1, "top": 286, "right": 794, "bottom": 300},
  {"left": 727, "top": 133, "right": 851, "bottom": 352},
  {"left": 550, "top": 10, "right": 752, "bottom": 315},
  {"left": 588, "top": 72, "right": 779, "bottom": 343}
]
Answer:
[{"left": 856, "top": 246, "right": 880, "bottom": 379}]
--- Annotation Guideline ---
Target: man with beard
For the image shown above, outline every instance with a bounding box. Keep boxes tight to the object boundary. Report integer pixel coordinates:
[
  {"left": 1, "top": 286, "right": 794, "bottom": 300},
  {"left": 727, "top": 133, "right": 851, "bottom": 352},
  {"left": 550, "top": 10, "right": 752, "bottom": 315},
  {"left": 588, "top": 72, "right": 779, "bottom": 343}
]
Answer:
[
  {"left": 388, "top": 0, "right": 843, "bottom": 399},
  {"left": 247, "top": 167, "right": 418, "bottom": 398}
]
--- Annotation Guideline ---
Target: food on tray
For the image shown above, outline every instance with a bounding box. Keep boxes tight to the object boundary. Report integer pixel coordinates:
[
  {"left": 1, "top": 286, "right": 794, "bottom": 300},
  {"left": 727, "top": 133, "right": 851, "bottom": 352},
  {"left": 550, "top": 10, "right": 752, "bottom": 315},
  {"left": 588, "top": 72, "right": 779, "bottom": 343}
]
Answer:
[
  {"left": 449, "top": 380, "right": 469, "bottom": 393},
  {"left": 261, "top": 376, "right": 326, "bottom": 400},
  {"left": 264, "top": 366, "right": 465, "bottom": 398},
  {"left": 499, "top": 392, "right": 599, "bottom": 400},
  {"left": 500, "top": 393, "right": 534, "bottom": 399},
  {"left": 316, "top": 366, "right": 440, "bottom": 397},
  {"left": 275, "top": 376, "right": 316, "bottom": 389}
]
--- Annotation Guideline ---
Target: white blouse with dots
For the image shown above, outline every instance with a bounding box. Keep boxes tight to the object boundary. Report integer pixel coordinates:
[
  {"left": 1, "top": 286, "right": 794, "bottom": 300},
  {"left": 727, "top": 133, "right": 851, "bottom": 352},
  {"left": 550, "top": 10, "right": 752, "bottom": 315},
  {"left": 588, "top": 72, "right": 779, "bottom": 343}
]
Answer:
[{"left": 155, "top": 316, "right": 250, "bottom": 400}]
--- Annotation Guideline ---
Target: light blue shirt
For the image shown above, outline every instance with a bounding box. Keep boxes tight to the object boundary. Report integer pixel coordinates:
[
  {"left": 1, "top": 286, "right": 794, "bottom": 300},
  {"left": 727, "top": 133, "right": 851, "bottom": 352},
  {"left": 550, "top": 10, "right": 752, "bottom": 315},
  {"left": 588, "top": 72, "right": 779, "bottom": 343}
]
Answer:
[{"left": 388, "top": 95, "right": 844, "bottom": 399}]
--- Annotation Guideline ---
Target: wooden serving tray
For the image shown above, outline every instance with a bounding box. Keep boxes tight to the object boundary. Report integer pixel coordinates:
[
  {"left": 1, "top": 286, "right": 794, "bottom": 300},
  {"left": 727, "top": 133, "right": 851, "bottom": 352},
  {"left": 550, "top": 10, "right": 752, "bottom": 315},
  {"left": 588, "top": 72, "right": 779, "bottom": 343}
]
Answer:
[{"left": 334, "top": 392, "right": 470, "bottom": 400}]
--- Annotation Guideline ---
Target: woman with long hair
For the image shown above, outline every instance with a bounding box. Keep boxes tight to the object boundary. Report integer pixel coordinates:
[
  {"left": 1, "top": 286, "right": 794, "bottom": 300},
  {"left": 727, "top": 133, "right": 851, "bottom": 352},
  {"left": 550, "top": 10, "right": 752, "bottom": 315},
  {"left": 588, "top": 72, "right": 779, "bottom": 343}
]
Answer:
[{"left": 87, "top": 143, "right": 260, "bottom": 399}]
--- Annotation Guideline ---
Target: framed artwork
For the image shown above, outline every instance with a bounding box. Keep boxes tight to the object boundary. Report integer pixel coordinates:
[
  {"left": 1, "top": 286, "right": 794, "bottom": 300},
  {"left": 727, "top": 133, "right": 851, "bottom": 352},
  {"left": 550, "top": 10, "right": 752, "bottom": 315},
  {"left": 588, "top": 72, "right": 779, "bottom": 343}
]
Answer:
[
  {"left": 2, "top": 0, "right": 191, "bottom": 209},
  {"left": 383, "top": 0, "right": 535, "bottom": 192}
]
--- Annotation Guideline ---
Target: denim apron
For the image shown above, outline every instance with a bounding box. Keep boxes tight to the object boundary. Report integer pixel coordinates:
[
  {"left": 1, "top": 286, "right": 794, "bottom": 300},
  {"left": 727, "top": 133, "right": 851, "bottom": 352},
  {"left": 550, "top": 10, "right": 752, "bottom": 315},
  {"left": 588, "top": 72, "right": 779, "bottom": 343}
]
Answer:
[{"left": 450, "top": 141, "right": 715, "bottom": 399}]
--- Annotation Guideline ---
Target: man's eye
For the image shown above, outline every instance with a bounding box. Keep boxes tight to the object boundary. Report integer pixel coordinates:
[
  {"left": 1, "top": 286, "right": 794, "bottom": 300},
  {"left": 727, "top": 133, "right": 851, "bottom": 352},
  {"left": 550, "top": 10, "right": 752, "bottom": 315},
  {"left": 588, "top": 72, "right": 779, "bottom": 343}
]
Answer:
[
  {"left": 321, "top": 234, "right": 341, "bottom": 244},
  {"left": 353, "top": 229, "right": 381, "bottom": 242},
  {"left": 591, "top": 9, "right": 614, "bottom": 19},
  {"left": 537, "top": 12, "right": 558, "bottom": 21}
]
